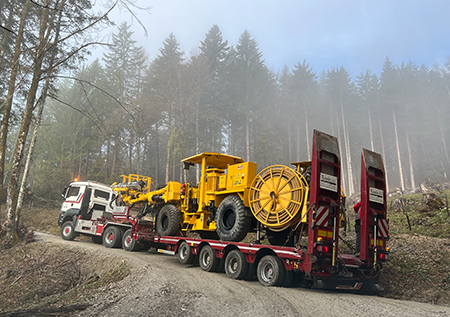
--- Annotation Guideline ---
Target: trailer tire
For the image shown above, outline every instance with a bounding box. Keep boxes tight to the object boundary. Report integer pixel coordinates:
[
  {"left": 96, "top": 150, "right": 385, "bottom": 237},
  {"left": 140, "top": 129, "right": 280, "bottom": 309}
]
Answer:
[
  {"left": 61, "top": 221, "right": 77, "bottom": 241},
  {"left": 199, "top": 245, "right": 220, "bottom": 272},
  {"left": 157, "top": 205, "right": 180, "bottom": 236},
  {"left": 91, "top": 236, "right": 103, "bottom": 244},
  {"left": 103, "top": 226, "right": 123, "bottom": 248},
  {"left": 257, "top": 255, "right": 286, "bottom": 287},
  {"left": 123, "top": 229, "right": 140, "bottom": 251},
  {"left": 216, "top": 196, "right": 251, "bottom": 242},
  {"left": 178, "top": 241, "right": 196, "bottom": 265},
  {"left": 282, "top": 269, "right": 294, "bottom": 287},
  {"left": 224, "top": 249, "right": 248, "bottom": 279}
]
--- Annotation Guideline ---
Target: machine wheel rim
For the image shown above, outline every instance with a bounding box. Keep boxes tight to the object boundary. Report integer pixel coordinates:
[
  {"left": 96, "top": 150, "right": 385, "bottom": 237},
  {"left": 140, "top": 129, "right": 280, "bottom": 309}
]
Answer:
[
  {"left": 106, "top": 232, "right": 114, "bottom": 244},
  {"left": 260, "top": 261, "right": 274, "bottom": 283},
  {"left": 124, "top": 236, "right": 132, "bottom": 248},
  {"left": 179, "top": 244, "right": 188, "bottom": 260},
  {"left": 223, "top": 209, "right": 236, "bottom": 230},
  {"left": 161, "top": 215, "right": 169, "bottom": 231},
  {"left": 201, "top": 250, "right": 211, "bottom": 267},
  {"left": 228, "top": 256, "right": 238, "bottom": 274}
]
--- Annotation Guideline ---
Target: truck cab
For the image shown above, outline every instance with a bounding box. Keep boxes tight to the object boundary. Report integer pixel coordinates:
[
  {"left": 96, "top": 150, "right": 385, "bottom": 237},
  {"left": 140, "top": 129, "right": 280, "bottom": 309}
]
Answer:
[{"left": 58, "top": 181, "right": 113, "bottom": 235}]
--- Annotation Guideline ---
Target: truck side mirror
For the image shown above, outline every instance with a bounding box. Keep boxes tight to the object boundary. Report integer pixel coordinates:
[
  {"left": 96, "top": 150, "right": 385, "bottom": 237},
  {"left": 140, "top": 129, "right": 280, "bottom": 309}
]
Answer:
[
  {"left": 61, "top": 186, "right": 68, "bottom": 199},
  {"left": 183, "top": 162, "right": 194, "bottom": 170}
]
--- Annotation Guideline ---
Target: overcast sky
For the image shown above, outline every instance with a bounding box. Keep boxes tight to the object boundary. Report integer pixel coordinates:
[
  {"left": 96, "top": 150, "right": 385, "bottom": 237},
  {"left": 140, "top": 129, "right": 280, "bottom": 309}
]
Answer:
[{"left": 95, "top": 0, "right": 450, "bottom": 78}]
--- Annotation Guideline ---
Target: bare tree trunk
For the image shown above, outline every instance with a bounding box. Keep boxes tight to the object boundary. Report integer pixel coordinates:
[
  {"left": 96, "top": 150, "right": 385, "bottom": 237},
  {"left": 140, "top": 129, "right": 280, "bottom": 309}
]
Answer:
[
  {"left": 165, "top": 133, "right": 171, "bottom": 183},
  {"left": 288, "top": 117, "right": 292, "bottom": 162},
  {"left": 296, "top": 123, "right": 300, "bottom": 160},
  {"left": 340, "top": 98, "right": 354, "bottom": 195},
  {"left": 393, "top": 110, "right": 405, "bottom": 191},
  {"left": 6, "top": 0, "right": 50, "bottom": 242},
  {"left": 155, "top": 121, "right": 160, "bottom": 185},
  {"left": 438, "top": 117, "right": 450, "bottom": 169},
  {"left": 195, "top": 95, "right": 200, "bottom": 183},
  {"left": 305, "top": 108, "right": 310, "bottom": 160},
  {"left": 0, "top": 2, "right": 15, "bottom": 71},
  {"left": 246, "top": 113, "right": 250, "bottom": 161},
  {"left": 345, "top": 123, "right": 355, "bottom": 195},
  {"left": 336, "top": 116, "right": 347, "bottom": 196},
  {"left": 378, "top": 115, "right": 389, "bottom": 192},
  {"left": 368, "top": 106, "right": 374, "bottom": 151},
  {"left": 406, "top": 133, "right": 415, "bottom": 189},
  {"left": 0, "top": 1, "right": 29, "bottom": 217},
  {"left": 16, "top": 99, "right": 44, "bottom": 226}
]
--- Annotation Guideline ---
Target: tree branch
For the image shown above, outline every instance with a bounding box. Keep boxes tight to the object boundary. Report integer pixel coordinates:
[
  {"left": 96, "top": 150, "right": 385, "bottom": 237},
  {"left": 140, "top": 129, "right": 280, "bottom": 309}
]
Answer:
[
  {"left": 48, "top": 94, "right": 106, "bottom": 137},
  {"left": 0, "top": 24, "right": 16, "bottom": 36},
  {"left": 53, "top": 75, "right": 138, "bottom": 124}
]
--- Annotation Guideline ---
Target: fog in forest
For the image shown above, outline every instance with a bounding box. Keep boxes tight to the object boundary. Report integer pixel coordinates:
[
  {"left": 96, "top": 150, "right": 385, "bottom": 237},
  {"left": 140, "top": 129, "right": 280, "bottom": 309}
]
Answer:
[{"left": 1, "top": 1, "right": 449, "bottom": 207}]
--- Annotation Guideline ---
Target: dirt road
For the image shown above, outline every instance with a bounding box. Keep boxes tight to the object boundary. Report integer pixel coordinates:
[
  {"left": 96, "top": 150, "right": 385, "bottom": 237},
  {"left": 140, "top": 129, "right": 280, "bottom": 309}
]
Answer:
[{"left": 36, "top": 232, "right": 450, "bottom": 317}]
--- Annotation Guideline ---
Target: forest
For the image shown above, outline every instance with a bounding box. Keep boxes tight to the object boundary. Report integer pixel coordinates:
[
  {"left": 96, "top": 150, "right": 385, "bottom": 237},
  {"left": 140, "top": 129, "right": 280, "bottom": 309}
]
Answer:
[{"left": 1, "top": 1, "right": 450, "bottom": 240}]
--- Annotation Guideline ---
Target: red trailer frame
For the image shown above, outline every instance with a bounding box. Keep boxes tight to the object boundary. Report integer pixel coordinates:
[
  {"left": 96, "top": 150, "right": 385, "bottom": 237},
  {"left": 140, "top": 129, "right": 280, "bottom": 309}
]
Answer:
[{"left": 147, "top": 131, "right": 388, "bottom": 293}]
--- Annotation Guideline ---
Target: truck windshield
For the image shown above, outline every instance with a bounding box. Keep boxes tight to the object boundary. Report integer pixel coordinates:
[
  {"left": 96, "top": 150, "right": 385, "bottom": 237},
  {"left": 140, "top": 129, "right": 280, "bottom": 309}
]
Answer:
[{"left": 66, "top": 186, "right": 80, "bottom": 198}]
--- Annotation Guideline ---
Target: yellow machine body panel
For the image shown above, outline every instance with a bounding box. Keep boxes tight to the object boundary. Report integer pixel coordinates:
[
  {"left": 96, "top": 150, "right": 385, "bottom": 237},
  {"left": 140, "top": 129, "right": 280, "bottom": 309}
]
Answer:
[
  {"left": 163, "top": 181, "right": 181, "bottom": 202},
  {"left": 227, "top": 162, "right": 257, "bottom": 190}
]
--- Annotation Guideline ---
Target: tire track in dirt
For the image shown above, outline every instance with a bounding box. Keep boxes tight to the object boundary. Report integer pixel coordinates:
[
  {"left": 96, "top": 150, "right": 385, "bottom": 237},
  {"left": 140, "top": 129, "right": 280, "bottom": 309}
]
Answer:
[{"left": 36, "top": 232, "right": 450, "bottom": 317}]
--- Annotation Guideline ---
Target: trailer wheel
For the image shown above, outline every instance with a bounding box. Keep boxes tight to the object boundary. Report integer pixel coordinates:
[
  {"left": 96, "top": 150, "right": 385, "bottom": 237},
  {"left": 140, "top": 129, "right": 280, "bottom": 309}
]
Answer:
[
  {"left": 216, "top": 196, "right": 251, "bottom": 242},
  {"left": 103, "top": 226, "right": 123, "bottom": 248},
  {"left": 157, "top": 205, "right": 180, "bottom": 236},
  {"left": 257, "top": 255, "right": 286, "bottom": 287},
  {"left": 178, "top": 241, "right": 196, "bottom": 265},
  {"left": 91, "top": 236, "right": 103, "bottom": 244},
  {"left": 224, "top": 249, "right": 248, "bottom": 279},
  {"left": 123, "top": 229, "right": 140, "bottom": 251},
  {"left": 61, "top": 221, "right": 76, "bottom": 241},
  {"left": 199, "top": 245, "right": 220, "bottom": 272}
]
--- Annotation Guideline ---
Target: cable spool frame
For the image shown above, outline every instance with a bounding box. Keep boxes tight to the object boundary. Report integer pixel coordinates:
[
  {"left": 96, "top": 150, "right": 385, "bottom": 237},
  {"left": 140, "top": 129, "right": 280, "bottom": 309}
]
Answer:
[{"left": 249, "top": 165, "right": 309, "bottom": 231}]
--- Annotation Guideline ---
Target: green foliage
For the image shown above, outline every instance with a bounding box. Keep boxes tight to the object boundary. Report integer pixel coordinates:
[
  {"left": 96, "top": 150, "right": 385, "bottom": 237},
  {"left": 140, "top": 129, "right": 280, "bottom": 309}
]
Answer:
[{"left": 387, "top": 189, "right": 450, "bottom": 238}]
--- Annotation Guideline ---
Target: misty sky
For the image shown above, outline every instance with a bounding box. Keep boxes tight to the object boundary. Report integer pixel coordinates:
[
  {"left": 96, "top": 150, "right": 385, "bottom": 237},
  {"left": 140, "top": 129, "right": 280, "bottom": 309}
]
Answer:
[{"left": 96, "top": 0, "right": 450, "bottom": 77}]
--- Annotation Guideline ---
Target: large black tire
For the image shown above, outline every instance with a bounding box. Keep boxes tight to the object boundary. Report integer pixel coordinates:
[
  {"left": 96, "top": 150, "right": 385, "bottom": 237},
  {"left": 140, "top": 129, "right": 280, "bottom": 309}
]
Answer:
[
  {"left": 224, "top": 249, "right": 248, "bottom": 279},
  {"left": 199, "top": 245, "right": 220, "bottom": 272},
  {"left": 267, "top": 228, "right": 295, "bottom": 247},
  {"left": 61, "top": 221, "right": 77, "bottom": 241},
  {"left": 257, "top": 255, "right": 286, "bottom": 287},
  {"left": 178, "top": 241, "right": 196, "bottom": 265},
  {"left": 91, "top": 235, "right": 103, "bottom": 244},
  {"left": 157, "top": 205, "right": 181, "bottom": 236},
  {"left": 123, "top": 229, "right": 140, "bottom": 251},
  {"left": 216, "top": 196, "right": 251, "bottom": 242},
  {"left": 103, "top": 226, "right": 123, "bottom": 248}
]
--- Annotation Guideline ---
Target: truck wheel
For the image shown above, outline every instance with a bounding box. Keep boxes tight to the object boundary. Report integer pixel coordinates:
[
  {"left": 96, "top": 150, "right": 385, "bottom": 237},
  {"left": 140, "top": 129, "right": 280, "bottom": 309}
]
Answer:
[
  {"left": 91, "top": 236, "right": 103, "bottom": 244},
  {"left": 123, "top": 229, "right": 139, "bottom": 251},
  {"left": 103, "top": 226, "right": 123, "bottom": 248},
  {"left": 157, "top": 205, "right": 180, "bottom": 236},
  {"left": 178, "top": 241, "right": 196, "bottom": 265},
  {"left": 61, "top": 221, "right": 76, "bottom": 241},
  {"left": 199, "top": 245, "right": 220, "bottom": 272},
  {"left": 224, "top": 249, "right": 248, "bottom": 279},
  {"left": 257, "top": 255, "right": 286, "bottom": 287},
  {"left": 216, "top": 196, "right": 251, "bottom": 242}
]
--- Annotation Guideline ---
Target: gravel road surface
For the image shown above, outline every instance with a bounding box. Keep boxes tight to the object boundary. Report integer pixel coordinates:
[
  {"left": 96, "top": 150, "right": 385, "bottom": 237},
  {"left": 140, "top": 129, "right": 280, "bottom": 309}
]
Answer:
[{"left": 36, "top": 232, "right": 450, "bottom": 317}]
